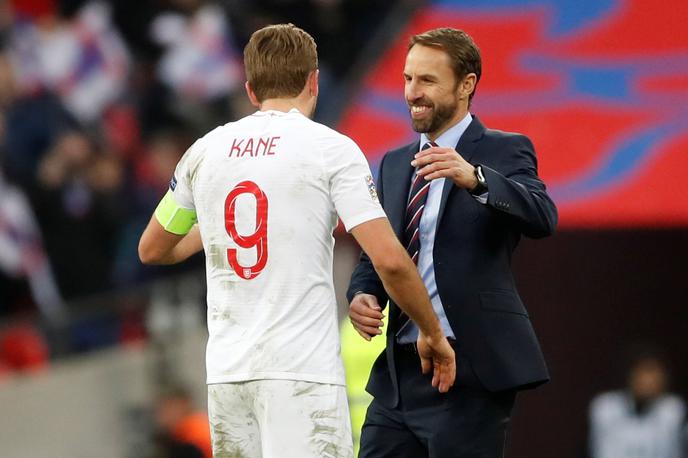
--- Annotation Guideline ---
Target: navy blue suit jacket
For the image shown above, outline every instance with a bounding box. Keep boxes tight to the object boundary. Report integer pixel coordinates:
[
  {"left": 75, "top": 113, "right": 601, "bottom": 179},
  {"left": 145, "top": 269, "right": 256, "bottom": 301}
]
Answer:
[{"left": 347, "top": 116, "right": 558, "bottom": 408}]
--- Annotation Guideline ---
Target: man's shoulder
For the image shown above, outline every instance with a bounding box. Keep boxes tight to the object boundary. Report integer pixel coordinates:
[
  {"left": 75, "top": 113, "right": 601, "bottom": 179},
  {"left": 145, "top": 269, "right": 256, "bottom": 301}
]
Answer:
[
  {"left": 476, "top": 126, "right": 536, "bottom": 158},
  {"left": 482, "top": 126, "right": 531, "bottom": 144},
  {"left": 384, "top": 141, "right": 417, "bottom": 160}
]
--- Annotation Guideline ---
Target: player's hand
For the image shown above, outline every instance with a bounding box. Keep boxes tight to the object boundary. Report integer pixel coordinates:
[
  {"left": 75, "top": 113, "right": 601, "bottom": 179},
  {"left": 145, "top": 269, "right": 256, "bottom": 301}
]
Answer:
[
  {"left": 349, "top": 293, "right": 384, "bottom": 341},
  {"left": 416, "top": 332, "right": 456, "bottom": 393},
  {"left": 411, "top": 146, "right": 478, "bottom": 190}
]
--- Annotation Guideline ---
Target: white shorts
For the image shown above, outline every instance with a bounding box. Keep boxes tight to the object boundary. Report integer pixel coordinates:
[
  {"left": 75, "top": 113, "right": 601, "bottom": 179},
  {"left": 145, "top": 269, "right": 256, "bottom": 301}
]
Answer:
[{"left": 208, "top": 380, "right": 353, "bottom": 458}]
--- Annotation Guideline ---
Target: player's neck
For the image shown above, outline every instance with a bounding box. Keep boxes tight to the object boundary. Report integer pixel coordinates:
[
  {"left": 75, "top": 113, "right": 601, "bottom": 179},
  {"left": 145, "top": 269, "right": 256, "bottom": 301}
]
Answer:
[{"left": 259, "top": 98, "right": 305, "bottom": 115}]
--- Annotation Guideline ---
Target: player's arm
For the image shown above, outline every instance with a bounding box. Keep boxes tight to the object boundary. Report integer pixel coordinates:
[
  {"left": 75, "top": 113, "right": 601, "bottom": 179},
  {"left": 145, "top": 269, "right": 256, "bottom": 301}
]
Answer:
[
  {"left": 350, "top": 217, "right": 456, "bottom": 392},
  {"left": 350, "top": 217, "right": 441, "bottom": 340},
  {"left": 346, "top": 155, "right": 389, "bottom": 340},
  {"left": 138, "top": 191, "right": 203, "bottom": 265},
  {"left": 139, "top": 218, "right": 202, "bottom": 265}
]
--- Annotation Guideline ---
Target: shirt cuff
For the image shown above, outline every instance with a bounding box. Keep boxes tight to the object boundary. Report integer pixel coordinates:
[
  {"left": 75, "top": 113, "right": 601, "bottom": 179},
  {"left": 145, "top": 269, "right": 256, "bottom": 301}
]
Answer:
[{"left": 472, "top": 191, "right": 488, "bottom": 205}]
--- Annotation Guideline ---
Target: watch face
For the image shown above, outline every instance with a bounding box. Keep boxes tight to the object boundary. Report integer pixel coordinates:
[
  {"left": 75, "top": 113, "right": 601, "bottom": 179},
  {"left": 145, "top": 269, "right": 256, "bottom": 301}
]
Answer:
[{"left": 476, "top": 166, "right": 486, "bottom": 184}]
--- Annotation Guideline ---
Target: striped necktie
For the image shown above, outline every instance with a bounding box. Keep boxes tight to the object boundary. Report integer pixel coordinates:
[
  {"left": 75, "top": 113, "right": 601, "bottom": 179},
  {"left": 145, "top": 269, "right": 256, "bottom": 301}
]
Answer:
[{"left": 396, "top": 141, "right": 436, "bottom": 335}]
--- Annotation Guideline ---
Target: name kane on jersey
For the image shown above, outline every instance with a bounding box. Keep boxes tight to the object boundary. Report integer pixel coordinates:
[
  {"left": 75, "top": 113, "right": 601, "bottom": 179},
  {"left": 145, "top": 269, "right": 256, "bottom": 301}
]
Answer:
[{"left": 229, "top": 136, "right": 281, "bottom": 158}]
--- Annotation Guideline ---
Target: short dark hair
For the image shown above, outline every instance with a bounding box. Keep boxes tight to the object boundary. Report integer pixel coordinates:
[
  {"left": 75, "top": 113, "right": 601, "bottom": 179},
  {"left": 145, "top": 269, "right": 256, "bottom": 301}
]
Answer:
[
  {"left": 409, "top": 28, "right": 481, "bottom": 103},
  {"left": 244, "top": 23, "right": 318, "bottom": 103}
]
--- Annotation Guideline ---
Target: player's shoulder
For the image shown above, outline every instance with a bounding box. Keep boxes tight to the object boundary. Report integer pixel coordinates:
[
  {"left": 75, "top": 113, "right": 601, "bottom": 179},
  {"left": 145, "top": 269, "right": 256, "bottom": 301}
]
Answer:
[
  {"left": 184, "top": 124, "right": 226, "bottom": 154},
  {"left": 200, "top": 118, "right": 246, "bottom": 142},
  {"left": 305, "top": 117, "right": 354, "bottom": 141},
  {"left": 175, "top": 122, "right": 233, "bottom": 178},
  {"left": 303, "top": 117, "right": 362, "bottom": 154},
  {"left": 187, "top": 116, "right": 256, "bottom": 155}
]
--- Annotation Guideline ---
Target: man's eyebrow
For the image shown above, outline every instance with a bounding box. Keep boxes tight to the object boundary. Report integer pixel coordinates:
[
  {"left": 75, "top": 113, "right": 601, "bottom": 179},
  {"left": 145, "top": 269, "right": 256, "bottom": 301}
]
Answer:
[{"left": 403, "top": 72, "right": 439, "bottom": 81}]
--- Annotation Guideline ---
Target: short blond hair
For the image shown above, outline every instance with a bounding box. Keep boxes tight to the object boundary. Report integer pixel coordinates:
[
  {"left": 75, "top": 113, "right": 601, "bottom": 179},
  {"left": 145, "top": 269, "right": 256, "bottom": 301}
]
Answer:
[{"left": 244, "top": 23, "right": 318, "bottom": 102}]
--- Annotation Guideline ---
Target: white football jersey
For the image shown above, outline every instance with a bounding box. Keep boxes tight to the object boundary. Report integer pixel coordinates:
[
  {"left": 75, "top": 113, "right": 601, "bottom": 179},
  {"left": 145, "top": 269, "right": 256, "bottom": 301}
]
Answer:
[{"left": 170, "top": 108, "right": 385, "bottom": 386}]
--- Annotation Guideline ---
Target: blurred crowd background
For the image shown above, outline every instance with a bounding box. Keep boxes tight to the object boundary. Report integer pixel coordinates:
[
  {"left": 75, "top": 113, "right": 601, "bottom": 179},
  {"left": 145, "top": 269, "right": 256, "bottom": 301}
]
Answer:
[
  {"left": 0, "top": 0, "right": 395, "bottom": 316},
  {"left": 0, "top": 0, "right": 686, "bottom": 457}
]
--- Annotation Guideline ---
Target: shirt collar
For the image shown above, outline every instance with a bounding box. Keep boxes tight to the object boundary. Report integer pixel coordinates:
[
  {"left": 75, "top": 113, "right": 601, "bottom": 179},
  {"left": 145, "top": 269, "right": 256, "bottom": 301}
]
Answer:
[
  {"left": 420, "top": 112, "right": 473, "bottom": 150},
  {"left": 252, "top": 108, "right": 302, "bottom": 116}
]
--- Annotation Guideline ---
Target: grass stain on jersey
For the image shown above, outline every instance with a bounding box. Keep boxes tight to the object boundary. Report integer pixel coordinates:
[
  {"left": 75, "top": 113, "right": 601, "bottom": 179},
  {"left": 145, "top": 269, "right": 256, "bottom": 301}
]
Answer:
[
  {"left": 218, "top": 280, "right": 236, "bottom": 291},
  {"left": 207, "top": 244, "right": 228, "bottom": 270}
]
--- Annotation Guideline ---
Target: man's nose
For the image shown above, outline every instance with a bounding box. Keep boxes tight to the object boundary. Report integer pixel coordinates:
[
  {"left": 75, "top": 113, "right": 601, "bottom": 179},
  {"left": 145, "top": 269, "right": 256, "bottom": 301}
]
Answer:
[{"left": 406, "top": 81, "right": 423, "bottom": 102}]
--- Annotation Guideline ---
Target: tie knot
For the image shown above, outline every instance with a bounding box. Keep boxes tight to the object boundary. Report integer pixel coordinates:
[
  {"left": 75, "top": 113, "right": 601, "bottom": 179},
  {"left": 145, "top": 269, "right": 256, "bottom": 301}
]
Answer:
[{"left": 422, "top": 141, "right": 437, "bottom": 151}]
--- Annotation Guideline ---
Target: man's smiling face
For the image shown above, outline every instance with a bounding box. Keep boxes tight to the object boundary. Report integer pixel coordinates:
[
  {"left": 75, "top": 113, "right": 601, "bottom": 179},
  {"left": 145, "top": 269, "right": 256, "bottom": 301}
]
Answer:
[{"left": 404, "top": 44, "right": 463, "bottom": 139}]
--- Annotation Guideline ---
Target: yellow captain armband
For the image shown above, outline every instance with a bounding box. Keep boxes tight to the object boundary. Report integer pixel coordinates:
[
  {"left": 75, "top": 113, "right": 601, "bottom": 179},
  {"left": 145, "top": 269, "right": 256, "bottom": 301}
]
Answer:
[{"left": 154, "top": 190, "right": 197, "bottom": 235}]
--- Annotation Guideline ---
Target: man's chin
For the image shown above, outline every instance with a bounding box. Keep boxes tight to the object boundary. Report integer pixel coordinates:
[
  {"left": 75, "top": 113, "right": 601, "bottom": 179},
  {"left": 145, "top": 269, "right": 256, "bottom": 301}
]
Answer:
[{"left": 411, "top": 119, "right": 432, "bottom": 133}]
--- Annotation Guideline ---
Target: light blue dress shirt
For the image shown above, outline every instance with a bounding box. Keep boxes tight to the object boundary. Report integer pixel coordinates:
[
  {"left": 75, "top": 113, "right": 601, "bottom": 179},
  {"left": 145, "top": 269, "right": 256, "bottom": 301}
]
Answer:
[{"left": 397, "top": 112, "right": 480, "bottom": 343}]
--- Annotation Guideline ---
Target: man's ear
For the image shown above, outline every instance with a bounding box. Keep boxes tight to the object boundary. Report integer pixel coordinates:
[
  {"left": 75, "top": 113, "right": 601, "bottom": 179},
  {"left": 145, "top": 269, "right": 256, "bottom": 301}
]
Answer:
[
  {"left": 245, "top": 81, "right": 261, "bottom": 108},
  {"left": 459, "top": 73, "right": 477, "bottom": 101},
  {"left": 308, "top": 69, "right": 319, "bottom": 98}
]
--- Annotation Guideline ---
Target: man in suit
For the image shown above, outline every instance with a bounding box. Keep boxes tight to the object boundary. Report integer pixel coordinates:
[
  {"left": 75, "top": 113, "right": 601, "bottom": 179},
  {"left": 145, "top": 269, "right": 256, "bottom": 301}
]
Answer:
[{"left": 347, "top": 27, "right": 558, "bottom": 457}]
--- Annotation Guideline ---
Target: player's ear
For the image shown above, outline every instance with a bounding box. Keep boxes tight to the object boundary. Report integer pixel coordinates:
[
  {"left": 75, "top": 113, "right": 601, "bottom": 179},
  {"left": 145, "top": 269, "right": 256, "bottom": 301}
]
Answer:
[
  {"left": 245, "top": 81, "right": 261, "bottom": 108},
  {"left": 308, "top": 69, "right": 319, "bottom": 98}
]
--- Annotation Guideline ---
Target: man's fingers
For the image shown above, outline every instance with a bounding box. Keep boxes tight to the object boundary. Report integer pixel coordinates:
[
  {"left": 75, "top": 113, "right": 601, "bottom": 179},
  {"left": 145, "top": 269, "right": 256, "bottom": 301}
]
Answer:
[
  {"left": 349, "top": 313, "right": 382, "bottom": 335},
  {"left": 349, "top": 309, "right": 383, "bottom": 323},
  {"left": 412, "top": 152, "right": 454, "bottom": 167},
  {"left": 350, "top": 302, "right": 384, "bottom": 320},
  {"left": 353, "top": 323, "right": 383, "bottom": 336},
  {"left": 432, "top": 362, "right": 451, "bottom": 393},
  {"left": 437, "top": 360, "right": 456, "bottom": 393},
  {"left": 423, "top": 169, "right": 456, "bottom": 181},
  {"left": 417, "top": 161, "right": 454, "bottom": 177},
  {"left": 412, "top": 152, "right": 442, "bottom": 165},
  {"left": 349, "top": 314, "right": 383, "bottom": 331},
  {"left": 414, "top": 147, "right": 457, "bottom": 160},
  {"left": 431, "top": 363, "right": 440, "bottom": 389},
  {"left": 354, "top": 327, "right": 372, "bottom": 341},
  {"left": 443, "top": 365, "right": 456, "bottom": 392},
  {"left": 359, "top": 295, "right": 382, "bottom": 310},
  {"left": 349, "top": 310, "right": 384, "bottom": 334},
  {"left": 420, "top": 354, "right": 432, "bottom": 374}
]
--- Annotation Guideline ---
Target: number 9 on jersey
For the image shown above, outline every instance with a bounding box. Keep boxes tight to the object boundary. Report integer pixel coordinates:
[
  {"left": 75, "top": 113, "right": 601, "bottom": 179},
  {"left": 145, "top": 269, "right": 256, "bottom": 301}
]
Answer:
[{"left": 224, "top": 181, "right": 268, "bottom": 280}]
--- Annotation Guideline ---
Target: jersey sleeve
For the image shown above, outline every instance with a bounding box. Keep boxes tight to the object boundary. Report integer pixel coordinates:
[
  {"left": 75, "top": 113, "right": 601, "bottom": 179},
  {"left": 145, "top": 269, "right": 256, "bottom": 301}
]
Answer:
[
  {"left": 154, "top": 141, "right": 201, "bottom": 235},
  {"left": 169, "top": 142, "right": 199, "bottom": 209},
  {"left": 323, "top": 135, "right": 386, "bottom": 232}
]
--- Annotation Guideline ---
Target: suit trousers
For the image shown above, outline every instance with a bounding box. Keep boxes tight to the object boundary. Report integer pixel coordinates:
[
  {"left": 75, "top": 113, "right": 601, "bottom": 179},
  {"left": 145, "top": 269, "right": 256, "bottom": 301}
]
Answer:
[{"left": 359, "top": 342, "right": 516, "bottom": 458}]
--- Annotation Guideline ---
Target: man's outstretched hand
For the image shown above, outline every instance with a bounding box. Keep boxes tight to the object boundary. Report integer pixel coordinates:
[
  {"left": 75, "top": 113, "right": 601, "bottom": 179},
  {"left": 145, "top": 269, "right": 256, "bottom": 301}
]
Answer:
[{"left": 417, "top": 333, "right": 456, "bottom": 393}]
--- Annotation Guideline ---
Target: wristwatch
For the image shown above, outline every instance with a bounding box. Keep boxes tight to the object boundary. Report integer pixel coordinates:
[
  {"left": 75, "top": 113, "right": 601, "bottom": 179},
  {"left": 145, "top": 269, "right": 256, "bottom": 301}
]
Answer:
[{"left": 470, "top": 164, "right": 488, "bottom": 195}]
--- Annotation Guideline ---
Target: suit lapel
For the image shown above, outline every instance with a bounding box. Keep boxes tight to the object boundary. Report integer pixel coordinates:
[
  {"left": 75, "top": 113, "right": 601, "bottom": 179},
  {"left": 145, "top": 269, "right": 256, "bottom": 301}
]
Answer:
[
  {"left": 386, "top": 142, "right": 418, "bottom": 238},
  {"left": 436, "top": 116, "right": 486, "bottom": 230}
]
